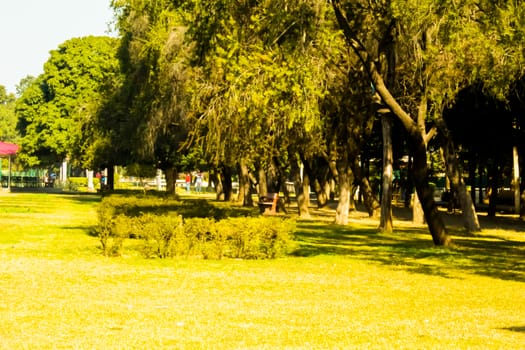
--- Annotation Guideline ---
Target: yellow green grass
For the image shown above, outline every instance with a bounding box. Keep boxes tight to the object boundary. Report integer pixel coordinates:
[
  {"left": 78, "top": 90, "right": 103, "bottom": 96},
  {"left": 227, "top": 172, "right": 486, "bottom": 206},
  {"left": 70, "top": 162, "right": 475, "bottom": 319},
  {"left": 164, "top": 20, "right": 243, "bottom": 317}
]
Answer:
[{"left": 0, "top": 192, "right": 524, "bottom": 349}]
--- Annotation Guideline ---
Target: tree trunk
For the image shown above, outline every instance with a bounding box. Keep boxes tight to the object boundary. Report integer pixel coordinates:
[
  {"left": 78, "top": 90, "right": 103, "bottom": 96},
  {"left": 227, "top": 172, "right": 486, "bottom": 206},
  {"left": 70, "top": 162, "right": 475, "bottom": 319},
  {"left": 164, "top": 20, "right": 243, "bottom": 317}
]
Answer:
[
  {"left": 292, "top": 156, "right": 311, "bottom": 218},
  {"left": 60, "top": 158, "right": 68, "bottom": 185},
  {"left": 311, "top": 158, "right": 331, "bottom": 208},
  {"left": 107, "top": 165, "right": 115, "bottom": 191},
  {"left": 297, "top": 172, "right": 312, "bottom": 218},
  {"left": 375, "top": 75, "right": 450, "bottom": 244},
  {"left": 404, "top": 156, "right": 413, "bottom": 209},
  {"left": 469, "top": 153, "right": 477, "bottom": 205},
  {"left": 513, "top": 146, "right": 520, "bottom": 214},
  {"left": 302, "top": 172, "right": 312, "bottom": 215},
  {"left": 411, "top": 137, "right": 452, "bottom": 245},
  {"left": 487, "top": 162, "right": 499, "bottom": 217},
  {"left": 351, "top": 158, "right": 380, "bottom": 217},
  {"left": 267, "top": 159, "right": 279, "bottom": 193},
  {"left": 164, "top": 166, "right": 177, "bottom": 195},
  {"left": 379, "top": 114, "right": 394, "bottom": 232},
  {"left": 335, "top": 164, "right": 351, "bottom": 225},
  {"left": 361, "top": 177, "right": 380, "bottom": 217},
  {"left": 412, "top": 192, "right": 425, "bottom": 225},
  {"left": 437, "top": 118, "right": 481, "bottom": 232},
  {"left": 478, "top": 162, "right": 485, "bottom": 205},
  {"left": 349, "top": 181, "right": 357, "bottom": 212},
  {"left": 258, "top": 166, "right": 267, "bottom": 198},
  {"left": 314, "top": 178, "right": 330, "bottom": 208},
  {"left": 87, "top": 170, "right": 95, "bottom": 191},
  {"left": 220, "top": 166, "right": 233, "bottom": 202},
  {"left": 520, "top": 190, "right": 525, "bottom": 221},
  {"left": 239, "top": 160, "right": 253, "bottom": 207},
  {"left": 210, "top": 169, "right": 224, "bottom": 200},
  {"left": 331, "top": 0, "right": 452, "bottom": 246}
]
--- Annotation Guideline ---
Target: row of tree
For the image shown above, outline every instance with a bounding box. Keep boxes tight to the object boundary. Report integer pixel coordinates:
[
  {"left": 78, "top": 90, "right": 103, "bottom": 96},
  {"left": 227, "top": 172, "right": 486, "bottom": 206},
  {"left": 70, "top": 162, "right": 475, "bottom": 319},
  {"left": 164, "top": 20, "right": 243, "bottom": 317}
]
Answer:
[{"left": 7, "top": 0, "right": 525, "bottom": 246}]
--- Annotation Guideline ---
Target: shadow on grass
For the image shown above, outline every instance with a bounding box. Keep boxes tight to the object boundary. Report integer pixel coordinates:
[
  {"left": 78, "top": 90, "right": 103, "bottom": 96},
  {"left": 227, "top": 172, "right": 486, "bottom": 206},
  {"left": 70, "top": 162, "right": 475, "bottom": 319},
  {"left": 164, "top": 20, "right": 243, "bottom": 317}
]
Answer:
[
  {"left": 67, "top": 194, "right": 101, "bottom": 204},
  {"left": 78, "top": 193, "right": 525, "bottom": 282},
  {"left": 501, "top": 326, "right": 525, "bottom": 333},
  {"left": 293, "top": 221, "right": 525, "bottom": 283}
]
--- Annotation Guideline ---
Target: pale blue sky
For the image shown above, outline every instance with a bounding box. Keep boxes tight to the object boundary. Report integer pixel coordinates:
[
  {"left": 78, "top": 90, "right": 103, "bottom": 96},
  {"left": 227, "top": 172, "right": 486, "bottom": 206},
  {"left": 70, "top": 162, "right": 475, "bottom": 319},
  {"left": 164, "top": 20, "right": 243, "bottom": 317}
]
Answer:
[{"left": 0, "top": 0, "right": 116, "bottom": 94}]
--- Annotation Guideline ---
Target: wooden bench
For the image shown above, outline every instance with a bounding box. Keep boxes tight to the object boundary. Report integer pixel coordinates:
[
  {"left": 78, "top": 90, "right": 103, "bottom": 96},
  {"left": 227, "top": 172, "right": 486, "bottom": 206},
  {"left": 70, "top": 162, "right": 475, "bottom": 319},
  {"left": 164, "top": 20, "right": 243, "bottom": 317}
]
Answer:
[
  {"left": 258, "top": 193, "right": 279, "bottom": 214},
  {"left": 44, "top": 178, "right": 55, "bottom": 188}
]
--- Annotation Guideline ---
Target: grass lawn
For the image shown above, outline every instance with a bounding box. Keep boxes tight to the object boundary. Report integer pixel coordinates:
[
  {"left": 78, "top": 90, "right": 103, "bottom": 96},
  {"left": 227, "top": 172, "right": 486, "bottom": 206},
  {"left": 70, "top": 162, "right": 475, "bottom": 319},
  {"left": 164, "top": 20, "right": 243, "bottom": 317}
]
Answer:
[{"left": 0, "top": 191, "right": 524, "bottom": 349}]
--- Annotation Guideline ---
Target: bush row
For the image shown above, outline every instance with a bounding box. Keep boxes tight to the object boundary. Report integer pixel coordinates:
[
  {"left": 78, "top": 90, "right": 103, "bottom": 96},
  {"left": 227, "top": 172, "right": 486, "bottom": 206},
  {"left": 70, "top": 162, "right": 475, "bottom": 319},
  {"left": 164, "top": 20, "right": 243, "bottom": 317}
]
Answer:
[{"left": 95, "top": 195, "right": 296, "bottom": 259}]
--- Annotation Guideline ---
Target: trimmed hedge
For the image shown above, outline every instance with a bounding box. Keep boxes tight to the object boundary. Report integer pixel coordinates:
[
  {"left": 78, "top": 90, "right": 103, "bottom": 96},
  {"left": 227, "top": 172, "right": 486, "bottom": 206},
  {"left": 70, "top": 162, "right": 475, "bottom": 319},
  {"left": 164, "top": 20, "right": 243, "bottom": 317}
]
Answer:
[
  {"left": 95, "top": 195, "right": 296, "bottom": 259},
  {"left": 63, "top": 177, "right": 101, "bottom": 191}
]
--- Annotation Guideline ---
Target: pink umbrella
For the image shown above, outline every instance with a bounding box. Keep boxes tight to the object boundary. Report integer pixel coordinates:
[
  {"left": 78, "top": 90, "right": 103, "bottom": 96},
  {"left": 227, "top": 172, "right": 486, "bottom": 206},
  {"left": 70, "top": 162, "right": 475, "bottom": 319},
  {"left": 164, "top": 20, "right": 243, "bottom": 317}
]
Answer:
[
  {"left": 0, "top": 141, "right": 19, "bottom": 191},
  {"left": 0, "top": 141, "right": 19, "bottom": 155}
]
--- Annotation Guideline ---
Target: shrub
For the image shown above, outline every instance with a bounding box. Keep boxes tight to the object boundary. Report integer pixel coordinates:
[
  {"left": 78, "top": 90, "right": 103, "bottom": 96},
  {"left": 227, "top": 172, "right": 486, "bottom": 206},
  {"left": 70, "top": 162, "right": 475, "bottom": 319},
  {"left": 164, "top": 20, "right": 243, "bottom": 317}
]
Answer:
[
  {"left": 137, "top": 214, "right": 184, "bottom": 258},
  {"left": 95, "top": 195, "right": 296, "bottom": 259},
  {"left": 217, "top": 217, "right": 296, "bottom": 259},
  {"left": 183, "top": 217, "right": 225, "bottom": 259},
  {"left": 97, "top": 195, "right": 164, "bottom": 218},
  {"left": 68, "top": 177, "right": 87, "bottom": 187},
  {"left": 95, "top": 199, "right": 125, "bottom": 256},
  {"left": 65, "top": 177, "right": 101, "bottom": 192}
]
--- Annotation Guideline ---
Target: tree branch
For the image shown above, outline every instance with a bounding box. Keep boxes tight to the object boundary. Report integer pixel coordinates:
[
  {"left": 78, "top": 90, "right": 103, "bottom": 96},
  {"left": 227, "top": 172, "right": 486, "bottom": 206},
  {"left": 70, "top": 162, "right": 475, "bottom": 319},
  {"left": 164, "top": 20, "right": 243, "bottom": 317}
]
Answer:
[{"left": 330, "top": 0, "right": 419, "bottom": 138}]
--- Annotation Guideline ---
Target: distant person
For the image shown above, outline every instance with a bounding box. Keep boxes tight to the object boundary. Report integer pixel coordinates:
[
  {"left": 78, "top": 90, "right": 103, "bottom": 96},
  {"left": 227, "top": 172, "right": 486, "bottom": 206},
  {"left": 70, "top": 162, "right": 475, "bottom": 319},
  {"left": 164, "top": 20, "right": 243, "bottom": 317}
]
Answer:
[
  {"left": 185, "top": 173, "right": 191, "bottom": 192},
  {"left": 195, "top": 172, "right": 203, "bottom": 193}
]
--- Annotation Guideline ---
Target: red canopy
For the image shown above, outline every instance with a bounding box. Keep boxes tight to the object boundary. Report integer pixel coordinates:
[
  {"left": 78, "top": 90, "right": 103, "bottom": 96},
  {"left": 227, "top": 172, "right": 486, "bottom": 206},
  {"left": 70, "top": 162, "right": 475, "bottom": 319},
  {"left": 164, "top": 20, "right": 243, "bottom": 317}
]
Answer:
[{"left": 0, "top": 142, "right": 19, "bottom": 156}]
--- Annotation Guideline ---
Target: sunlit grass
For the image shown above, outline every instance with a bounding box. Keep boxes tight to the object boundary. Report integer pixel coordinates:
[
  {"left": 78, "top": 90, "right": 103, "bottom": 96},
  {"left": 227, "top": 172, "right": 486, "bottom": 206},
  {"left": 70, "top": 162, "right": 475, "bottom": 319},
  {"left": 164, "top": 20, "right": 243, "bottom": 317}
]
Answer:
[{"left": 0, "top": 192, "right": 524, "bottom": 349}]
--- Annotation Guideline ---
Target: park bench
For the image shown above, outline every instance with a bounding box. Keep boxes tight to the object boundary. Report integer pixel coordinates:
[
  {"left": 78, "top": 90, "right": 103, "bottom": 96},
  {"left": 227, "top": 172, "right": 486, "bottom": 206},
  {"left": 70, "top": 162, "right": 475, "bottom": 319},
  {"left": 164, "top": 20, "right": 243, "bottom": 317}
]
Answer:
[
  {"left": 44, "top": 177, "right": 55, "bottom": 188},
  {"left": 258, "top": 192, "right": 280, "bottom": 214}
]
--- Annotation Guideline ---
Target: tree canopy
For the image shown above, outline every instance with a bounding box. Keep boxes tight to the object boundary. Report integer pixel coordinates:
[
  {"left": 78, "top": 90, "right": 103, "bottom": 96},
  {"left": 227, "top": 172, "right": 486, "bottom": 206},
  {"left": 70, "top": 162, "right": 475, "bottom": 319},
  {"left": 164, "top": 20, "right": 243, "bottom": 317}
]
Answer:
[
  {"left": 15, "top": 36, "right": 121, "bottom": 168},
  {"left": 10, "top": 0, "right": 525, "bottom": 244},
  {"left": 0, "top": 85, "right": 18, "bottom": 142}
]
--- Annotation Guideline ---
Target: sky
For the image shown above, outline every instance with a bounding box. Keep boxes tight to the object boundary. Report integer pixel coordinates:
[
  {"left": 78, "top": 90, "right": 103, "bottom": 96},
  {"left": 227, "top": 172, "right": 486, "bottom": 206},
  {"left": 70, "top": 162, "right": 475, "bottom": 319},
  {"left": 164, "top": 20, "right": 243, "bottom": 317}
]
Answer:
[{"left": 0, "top": 0, "right": 116, "bottom": 94}]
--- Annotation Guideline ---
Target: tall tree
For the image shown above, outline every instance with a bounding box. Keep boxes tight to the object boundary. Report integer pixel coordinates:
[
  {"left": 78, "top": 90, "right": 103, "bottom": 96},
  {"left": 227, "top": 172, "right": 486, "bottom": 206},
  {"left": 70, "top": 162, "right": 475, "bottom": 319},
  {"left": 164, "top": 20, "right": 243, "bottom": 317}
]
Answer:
[
  {"left": 331, "top": 0, "right": 525, "bottom": 242},
  {"left": 379, "top": 113, "right": 394, "bottom": 232},
  {"left": 111, "top": 0, "right": 192, "bottom": 193},
  {"left": 330, "top": 0, "right": 453, "bottom": 244},
  {"left": 0, "top": 86, "right": 18, "bottom": 142},
  {"left": 186, "top": 0, "right": 333, "bottom": 205},
  {"left": 16, "top": 36, "right": 121, "bottom": 169}
]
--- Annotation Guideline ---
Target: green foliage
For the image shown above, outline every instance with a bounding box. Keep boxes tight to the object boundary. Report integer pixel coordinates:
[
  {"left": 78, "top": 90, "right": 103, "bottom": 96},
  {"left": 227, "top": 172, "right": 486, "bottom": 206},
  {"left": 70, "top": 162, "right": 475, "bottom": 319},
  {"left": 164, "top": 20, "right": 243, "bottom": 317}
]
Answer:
[
  {"left": 110, "top": 0, "right": 340, "bottom": 174},
  {"left": 124, "top": 163, "right": 158, "bottom": 179},
  {"left": 111, "top": 0, "right": 191, "bottom": 172},
  {"left": 94, "top": 199, "right": 125, "bottom": 256},
  {"left": 63, "top": 181, "right": 80, "bottom": 192},
  {"left": 187, "top": 1, "right": 335, "bottom": 167},
  {"left": 183, "top": 217, "right": 225, "bottom": 259},
  {"left": 387, "top": 0, "right": 525, "bottom": 112},
  {"left": 217, "top": 216, "right": 296, "bottom": 259},
  {"left": 15, "top": 36, "right": 121, "bottom": 168},
  {"left": 0, "top": 85, "right": 18, "bottom": 142},
  {"left": 66, "top": 177, "right": 88, "bottom": 188},
  {"left": 136, "top": 213, "right": 185, "bottom": 258}
]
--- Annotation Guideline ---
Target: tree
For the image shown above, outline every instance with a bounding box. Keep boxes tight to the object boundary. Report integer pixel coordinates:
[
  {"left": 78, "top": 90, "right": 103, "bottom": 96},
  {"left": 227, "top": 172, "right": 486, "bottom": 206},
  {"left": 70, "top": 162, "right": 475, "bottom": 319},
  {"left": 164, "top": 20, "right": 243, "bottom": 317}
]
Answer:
[
  {"left": 444, "top": 84, "right": 522, "bottom": 219},
  {"left": 16, "top": 36, "right": 121, "bottom": 170},
  {"left": 186, "top": 0, "right": 334, "bottom": 206},
  {"left": 330, "top": 0, "right": 525, "bottom": 242},
  {"left": 330, "top": 0, "right": 453, "bottom": 244},
  {"left": 110, "top": 0, "right": 193, "bottom": 194},
  {"left": 322, "top": 66, "right": 379, "bottom": 224},
  {"left": 16, "top": 76, "right": 36, "bottom": 97},
  {"left": 379, "top": 113, "right": 394, "bottom": 232},
  {"left": 0, "top": 86, "right": 18, "bottom": 142}
]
